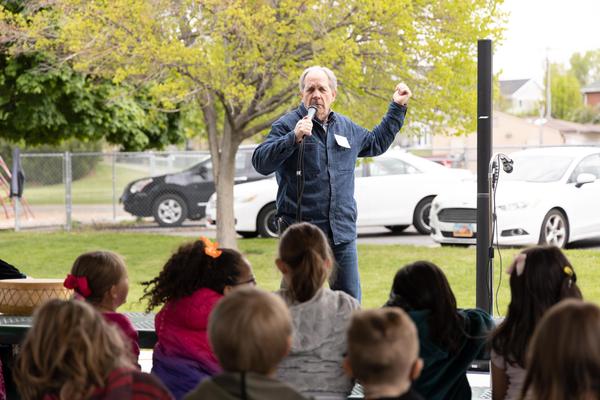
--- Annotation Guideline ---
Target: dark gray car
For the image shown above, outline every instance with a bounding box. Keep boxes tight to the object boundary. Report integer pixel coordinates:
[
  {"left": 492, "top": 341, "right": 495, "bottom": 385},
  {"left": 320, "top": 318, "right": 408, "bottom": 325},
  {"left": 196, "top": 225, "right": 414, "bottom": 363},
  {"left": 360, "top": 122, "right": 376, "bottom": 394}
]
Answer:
[{"left": 120, "top": 146, "right": 269, "bottom": 226}]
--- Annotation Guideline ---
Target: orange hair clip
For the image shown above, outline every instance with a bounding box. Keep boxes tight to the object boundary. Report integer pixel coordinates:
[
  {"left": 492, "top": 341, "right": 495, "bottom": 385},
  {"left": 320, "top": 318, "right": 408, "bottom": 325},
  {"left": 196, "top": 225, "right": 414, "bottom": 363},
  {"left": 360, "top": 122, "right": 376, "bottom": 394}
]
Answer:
[{"left": 200, "top": 236, "right": 222, "bottom": 258}]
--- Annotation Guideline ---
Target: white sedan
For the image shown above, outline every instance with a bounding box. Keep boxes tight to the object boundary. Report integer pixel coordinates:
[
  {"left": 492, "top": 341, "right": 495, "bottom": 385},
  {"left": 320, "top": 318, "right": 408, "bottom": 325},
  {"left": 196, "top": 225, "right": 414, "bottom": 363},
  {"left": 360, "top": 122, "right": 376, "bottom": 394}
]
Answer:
[
  {"left": 206, "top": 149, "right": 472, "bottom": 238},
  {"left": 429, "top": 146, "right": 600, "bottom": 248}
]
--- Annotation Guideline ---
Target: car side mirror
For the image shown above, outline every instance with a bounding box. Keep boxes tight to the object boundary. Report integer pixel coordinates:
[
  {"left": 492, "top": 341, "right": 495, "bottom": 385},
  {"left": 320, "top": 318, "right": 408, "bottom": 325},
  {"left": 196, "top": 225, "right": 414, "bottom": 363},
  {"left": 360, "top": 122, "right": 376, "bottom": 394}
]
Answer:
[
  {"left": 575, "top": 172, "right": 596, "bottom": 188},
  {"left": 198, "top": 165, "right": 208, "bottom": 179}
]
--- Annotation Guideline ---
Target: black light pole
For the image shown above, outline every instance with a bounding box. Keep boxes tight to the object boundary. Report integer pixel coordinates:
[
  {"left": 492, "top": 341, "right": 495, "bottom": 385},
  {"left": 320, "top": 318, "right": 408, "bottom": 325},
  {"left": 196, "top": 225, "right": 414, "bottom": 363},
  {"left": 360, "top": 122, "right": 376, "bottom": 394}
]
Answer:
[{"left": 476, "top": 39, "right": 493, "bottom": 314}]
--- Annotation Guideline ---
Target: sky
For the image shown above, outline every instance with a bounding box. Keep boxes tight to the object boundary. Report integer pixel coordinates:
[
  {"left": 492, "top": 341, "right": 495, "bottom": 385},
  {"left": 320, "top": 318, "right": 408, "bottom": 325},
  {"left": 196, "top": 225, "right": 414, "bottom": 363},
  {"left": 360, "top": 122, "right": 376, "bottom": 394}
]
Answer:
[{"left": 494, "top": 0, "right": 600, "bottom": 83}]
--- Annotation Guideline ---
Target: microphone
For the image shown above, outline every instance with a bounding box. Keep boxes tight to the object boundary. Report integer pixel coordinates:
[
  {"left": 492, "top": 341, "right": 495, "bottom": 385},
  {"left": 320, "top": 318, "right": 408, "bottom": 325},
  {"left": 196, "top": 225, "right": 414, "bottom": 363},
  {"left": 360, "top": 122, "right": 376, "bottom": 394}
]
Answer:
[
  {"left": 499, "top": 154, "right": 513, "bottom": 173},
  {"left": 306, "top": 100, "right": 318, "bottom": 120}
]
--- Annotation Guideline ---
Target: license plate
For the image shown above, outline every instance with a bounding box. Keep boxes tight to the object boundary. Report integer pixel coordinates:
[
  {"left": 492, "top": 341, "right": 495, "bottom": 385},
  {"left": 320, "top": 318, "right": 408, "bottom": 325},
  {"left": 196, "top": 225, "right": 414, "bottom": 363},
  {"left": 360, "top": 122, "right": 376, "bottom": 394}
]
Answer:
[{"left": 453, "top": 223, "right": 475, "bottom": 238}]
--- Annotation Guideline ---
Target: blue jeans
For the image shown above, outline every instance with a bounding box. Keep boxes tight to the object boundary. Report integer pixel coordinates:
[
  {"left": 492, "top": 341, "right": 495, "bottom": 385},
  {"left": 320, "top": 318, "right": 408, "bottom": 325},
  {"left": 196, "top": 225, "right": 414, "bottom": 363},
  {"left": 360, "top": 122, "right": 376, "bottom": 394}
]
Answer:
[{"left": 329, "top": 239, "right": 361, "bottom": 302}]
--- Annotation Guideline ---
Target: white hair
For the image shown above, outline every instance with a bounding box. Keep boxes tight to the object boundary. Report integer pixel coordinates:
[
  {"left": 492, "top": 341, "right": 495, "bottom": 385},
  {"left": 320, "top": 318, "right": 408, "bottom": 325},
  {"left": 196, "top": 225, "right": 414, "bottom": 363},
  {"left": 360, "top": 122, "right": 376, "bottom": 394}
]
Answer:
[{"left": 299, "top": 66, "right": 338, "bottom": 92}]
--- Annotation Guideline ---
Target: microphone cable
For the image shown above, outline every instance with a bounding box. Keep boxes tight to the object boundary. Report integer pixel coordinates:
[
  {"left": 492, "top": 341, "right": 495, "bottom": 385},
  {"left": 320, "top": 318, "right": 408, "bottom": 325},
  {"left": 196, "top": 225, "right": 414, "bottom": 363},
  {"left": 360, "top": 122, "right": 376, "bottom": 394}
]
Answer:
[
  {"left": 296, "top": 139, "right": 305, "bottom": 222},
  {"left": 490, "top": 153, "right": 513, "bottom": 316},
  {"left": 295, "top": 104, "right": 317, "bottom": 223}
]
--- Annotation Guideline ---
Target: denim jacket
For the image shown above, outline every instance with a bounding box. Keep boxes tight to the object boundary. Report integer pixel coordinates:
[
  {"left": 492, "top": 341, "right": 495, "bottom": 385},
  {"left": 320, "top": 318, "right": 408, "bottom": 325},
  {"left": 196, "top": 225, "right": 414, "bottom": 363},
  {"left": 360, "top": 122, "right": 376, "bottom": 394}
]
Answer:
[{"left": 252, "top": 102, "right": 407, "bottom": 244}]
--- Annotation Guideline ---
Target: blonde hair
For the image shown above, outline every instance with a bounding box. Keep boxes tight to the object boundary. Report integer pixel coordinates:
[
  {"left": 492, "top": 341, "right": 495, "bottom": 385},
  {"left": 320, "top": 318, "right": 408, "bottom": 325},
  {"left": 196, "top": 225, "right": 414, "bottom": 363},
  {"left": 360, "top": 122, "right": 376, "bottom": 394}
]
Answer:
[
  {"left": 70, "top": 251, "right": 126, "bottom": 304},
  {"left": 521, "top": 299, "right": 600, "bottom": 400},
  {"left": 278, "top": 222, "right": 334, "bottom": 303},
  {"left": 347, "top": 308, "right": 419, "bottom": 385},
  {"left": 209, "top": 288, "right": 292, "bottom": 375},
  {"left": 13, "top": 299, "right": 134, "bottom": 400}
]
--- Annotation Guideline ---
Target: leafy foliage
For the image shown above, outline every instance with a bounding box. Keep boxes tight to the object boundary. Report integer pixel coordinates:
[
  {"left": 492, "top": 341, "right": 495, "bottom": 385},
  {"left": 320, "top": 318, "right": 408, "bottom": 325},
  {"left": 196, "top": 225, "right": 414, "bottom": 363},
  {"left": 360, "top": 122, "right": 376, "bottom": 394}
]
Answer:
[
  {"left": 0, "top": 52, "right": 184, "bottom": 150},
  {"left": 549, "top": 64, "right": 583, "bottom": 120},
  {"left": 570, "top": 49, "right": 600, "bottom": 87}
]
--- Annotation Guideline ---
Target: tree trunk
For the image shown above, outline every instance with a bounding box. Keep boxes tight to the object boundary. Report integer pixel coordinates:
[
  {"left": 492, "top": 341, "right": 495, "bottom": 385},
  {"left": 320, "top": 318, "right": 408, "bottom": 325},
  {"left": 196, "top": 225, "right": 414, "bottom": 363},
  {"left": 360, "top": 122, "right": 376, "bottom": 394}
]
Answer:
[{"left": 214, "top": 137, "right": 240, "bottom": 249}]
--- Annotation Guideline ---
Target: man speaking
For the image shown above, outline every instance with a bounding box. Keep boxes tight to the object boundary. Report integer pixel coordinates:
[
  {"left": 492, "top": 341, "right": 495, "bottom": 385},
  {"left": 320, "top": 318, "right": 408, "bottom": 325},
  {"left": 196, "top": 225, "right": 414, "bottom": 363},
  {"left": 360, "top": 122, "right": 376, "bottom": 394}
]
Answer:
[{"left": 252, "top": 66, "right": 411, "bottom": 301}]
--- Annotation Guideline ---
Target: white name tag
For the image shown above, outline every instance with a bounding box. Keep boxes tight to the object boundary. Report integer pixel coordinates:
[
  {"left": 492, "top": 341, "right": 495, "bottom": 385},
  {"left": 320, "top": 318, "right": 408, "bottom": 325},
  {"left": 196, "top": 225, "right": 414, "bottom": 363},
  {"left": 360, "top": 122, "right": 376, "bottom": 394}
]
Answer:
[{"left": 334, "top": 134, "right": 351, "bottom": 149}]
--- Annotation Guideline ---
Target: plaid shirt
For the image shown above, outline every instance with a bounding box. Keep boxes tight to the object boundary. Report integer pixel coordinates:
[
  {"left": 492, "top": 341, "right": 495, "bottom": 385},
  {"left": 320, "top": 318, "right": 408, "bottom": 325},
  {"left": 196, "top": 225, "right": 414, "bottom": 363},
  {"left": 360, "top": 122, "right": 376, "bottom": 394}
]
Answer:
[{"left": 42, "top": 368, "right": 173, "bottom": 400}]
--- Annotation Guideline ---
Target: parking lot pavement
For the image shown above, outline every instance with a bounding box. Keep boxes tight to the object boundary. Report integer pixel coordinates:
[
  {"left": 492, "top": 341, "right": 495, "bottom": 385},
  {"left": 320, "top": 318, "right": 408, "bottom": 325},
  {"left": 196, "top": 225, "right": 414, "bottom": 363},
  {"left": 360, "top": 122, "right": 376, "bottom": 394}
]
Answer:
[{"left": 356, "top": 226, "right": 439, "bottom": 246}]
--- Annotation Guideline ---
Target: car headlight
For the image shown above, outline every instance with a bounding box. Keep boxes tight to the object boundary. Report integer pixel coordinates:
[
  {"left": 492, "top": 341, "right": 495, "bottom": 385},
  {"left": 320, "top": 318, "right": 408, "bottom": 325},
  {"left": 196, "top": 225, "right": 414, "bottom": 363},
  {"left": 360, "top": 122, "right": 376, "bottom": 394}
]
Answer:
[
  {"left": 130, "top": 178, "right": 153, "bottom": 193},
  {"left": 497, "top": 201, "right": 531, "bottom": 211}
]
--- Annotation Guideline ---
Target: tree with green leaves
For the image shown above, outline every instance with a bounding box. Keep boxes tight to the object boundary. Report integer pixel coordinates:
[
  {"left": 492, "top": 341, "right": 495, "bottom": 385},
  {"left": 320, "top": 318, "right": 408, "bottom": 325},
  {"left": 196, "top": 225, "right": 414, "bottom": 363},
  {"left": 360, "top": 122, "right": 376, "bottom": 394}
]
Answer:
[
  {"left": 1, "top": 0, "right": 505, "bottom": 247},
  {"left": 570, "top": 49, "right": 600, "bottom": 87},
  {"left": 549, "top": 64, "right": 583, "bottom": 120},
  {"left": 0, "top": 1, "right": 184, "bottom": 150}
]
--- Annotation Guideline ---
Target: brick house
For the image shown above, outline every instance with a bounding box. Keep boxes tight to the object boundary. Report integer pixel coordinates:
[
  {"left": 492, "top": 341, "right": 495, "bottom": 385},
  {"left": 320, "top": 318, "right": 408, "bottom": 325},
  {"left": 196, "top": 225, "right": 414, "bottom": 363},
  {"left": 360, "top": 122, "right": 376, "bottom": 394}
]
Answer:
[{"left": 582, "top": 81, "right": 600, "bottom": 107}]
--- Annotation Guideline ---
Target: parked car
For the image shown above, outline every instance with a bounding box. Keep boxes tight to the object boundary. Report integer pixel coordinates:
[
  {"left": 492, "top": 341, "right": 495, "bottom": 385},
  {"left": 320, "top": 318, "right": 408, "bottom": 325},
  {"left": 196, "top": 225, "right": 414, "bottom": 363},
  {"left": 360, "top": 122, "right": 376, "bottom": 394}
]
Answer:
[
  {"left": 120, "top": 145, "right": 270, "bottom": 226},
  {"left": 429, "top": 146, "right": 600, "bottom": 248},
  {"left": 205, "top": 149, "right": 473, "bottom": 238}
]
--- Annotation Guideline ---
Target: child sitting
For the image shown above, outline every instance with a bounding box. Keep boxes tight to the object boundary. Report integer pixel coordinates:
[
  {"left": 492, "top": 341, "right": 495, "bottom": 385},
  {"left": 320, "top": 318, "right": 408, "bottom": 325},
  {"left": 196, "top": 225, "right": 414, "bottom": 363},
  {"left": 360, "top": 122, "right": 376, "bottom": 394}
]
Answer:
[
  {"left": 13, "top": 299, "right": 172, "bottom": 400},
  {"left": 275, "top": 222, "right": 360, "bottom": 399},
  {"left": 184, "top": 288, "right": 308, "bottom": 400},
  {"left": 64, "top": 250, "right": 139, "bottom": 362},
  {"left": 345, "top": 308, "right": 424, "bottom": 400},
  {"left": 385, "top": 260, "right": 494, "bottom": 400},
  {"left": 142, "top": 237, "right": 256, "bottom": 399},
  {"left": 490, "top": 245, "right": 582, "bottom": 400},
  {"left": 521, "top": 299, "right": 600, "bottom": 400}
]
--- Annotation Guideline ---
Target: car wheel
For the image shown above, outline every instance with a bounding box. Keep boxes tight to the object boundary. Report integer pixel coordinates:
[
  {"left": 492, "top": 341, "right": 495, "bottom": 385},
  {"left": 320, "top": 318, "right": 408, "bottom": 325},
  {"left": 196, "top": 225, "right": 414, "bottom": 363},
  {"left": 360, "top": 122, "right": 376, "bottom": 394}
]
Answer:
[
  {"left": 237, "top": 231, "right": 259, "bottom": 239},
  {"left": 413, "top": 196, "right": 435, "bottom": 235},
  {"left": 257, "top": 203, "right": 279, "bottom": 238},
  {"left": 539, "top": 209, "right": 569, "bottom": 248},
  {"left": 153, "top": 194, "right": 188, "bottom": 227},
  {"left": 385, "top": 225, "right": 409, "bottom": 233}
]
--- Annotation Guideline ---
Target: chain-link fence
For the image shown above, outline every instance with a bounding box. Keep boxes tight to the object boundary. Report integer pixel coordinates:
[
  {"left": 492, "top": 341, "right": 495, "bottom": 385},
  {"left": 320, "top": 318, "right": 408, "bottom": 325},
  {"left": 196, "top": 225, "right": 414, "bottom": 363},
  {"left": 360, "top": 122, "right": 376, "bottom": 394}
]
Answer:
[{"left": 2, "top": 151, "right": 210, "bottom": 230}]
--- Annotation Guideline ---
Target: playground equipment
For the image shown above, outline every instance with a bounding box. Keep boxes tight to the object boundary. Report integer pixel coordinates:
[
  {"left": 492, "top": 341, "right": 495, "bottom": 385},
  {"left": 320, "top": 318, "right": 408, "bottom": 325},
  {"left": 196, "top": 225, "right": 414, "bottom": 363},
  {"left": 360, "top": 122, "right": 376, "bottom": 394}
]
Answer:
[{"left": 0, "top": 155, "right": 34, "bottom": 221}]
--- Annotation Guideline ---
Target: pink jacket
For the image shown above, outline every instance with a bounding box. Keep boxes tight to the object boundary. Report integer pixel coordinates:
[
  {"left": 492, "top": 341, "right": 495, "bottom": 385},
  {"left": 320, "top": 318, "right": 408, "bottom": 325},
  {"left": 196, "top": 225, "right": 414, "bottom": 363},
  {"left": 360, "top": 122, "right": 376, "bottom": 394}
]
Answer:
[{"left": 154, "top": 287, "right": 222, "bottom": 369}]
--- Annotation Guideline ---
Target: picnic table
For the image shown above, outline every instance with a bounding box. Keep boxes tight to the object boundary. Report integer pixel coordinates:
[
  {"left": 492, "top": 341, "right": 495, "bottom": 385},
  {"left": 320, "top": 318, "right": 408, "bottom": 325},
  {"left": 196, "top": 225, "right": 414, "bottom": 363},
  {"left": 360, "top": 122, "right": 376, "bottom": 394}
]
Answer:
[{"left": 0, "top": 312, "right": 157, "bottom": 348}]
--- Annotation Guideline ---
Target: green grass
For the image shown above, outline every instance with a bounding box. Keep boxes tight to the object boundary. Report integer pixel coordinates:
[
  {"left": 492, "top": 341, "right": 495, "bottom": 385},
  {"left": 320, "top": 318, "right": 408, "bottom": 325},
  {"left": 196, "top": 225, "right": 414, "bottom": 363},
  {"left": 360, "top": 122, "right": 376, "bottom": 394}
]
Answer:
[
  {"left": 24, "top": 162, "right": 151, "bottom": 205},
  {"left": 2, "top": 231, "right": 600, "bottom": 313}
]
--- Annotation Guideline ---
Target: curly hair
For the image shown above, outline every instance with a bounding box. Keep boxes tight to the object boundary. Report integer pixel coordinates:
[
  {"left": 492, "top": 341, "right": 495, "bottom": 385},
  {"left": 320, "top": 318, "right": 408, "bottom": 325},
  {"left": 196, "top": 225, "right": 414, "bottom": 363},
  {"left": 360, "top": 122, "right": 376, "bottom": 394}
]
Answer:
[
  {"left": 13, "top": 299, "right": 134, "bottom": 400},
  {"left": 141, "top": 239, "right": 250, "bottom": 312}
]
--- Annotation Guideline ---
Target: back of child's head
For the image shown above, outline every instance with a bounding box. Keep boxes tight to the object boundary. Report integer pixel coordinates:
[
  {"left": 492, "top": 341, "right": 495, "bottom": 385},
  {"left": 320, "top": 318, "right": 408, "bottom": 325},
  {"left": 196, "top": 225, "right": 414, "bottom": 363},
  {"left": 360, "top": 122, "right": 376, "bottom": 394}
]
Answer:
[
  {"left": 13, "top": 299, "right": 134, "bottom": 400},
  {"left": 278, "top": 222, "right": 334, "bottom": 302},
  {"left": 67, "top": 250, "right": 126, "bottom": 305},
  {"left": 491, "top": 245, "right": 582, "bottom": 366},
  {"left": 209, "top": 287, "right": 292, "bottom": 375},
  {"left": 142, "top": 237, "right": 250, "bottom": 312},
  {"left": 385, "top": 260, "right": 464, "bottom": 353},
  {"left": 522, "top": 299, "right": 600, "bottom": 400},
  {"left": 347, "top": 308, "right": 419, "bottom": 386}
]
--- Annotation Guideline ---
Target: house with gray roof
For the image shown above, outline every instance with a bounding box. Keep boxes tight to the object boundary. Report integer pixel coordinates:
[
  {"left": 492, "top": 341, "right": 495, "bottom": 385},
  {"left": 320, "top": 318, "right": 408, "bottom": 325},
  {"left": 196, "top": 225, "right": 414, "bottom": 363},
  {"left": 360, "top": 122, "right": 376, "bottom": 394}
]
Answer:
[{"left": 499, "top": 79, "right": 544, "bottom": 115}]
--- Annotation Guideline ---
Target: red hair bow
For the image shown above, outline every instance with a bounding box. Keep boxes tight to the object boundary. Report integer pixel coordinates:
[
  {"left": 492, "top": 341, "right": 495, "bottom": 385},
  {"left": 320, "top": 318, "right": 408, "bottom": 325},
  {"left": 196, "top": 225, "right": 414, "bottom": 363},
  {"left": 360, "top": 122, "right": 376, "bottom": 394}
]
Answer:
[
  {"left": 63, "top": 274, "right": 92, "bottom": 298},
  {"left": 199, "top": 236, "right": 222, "bottom": 258}
]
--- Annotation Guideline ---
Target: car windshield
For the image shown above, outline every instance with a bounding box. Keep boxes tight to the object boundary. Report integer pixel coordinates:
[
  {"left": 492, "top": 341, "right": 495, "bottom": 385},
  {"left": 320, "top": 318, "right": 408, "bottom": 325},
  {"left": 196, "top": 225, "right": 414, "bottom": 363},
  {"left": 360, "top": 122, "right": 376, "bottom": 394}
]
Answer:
[{"left": 504, "top": 154, "right": 573, "bottom": 182}]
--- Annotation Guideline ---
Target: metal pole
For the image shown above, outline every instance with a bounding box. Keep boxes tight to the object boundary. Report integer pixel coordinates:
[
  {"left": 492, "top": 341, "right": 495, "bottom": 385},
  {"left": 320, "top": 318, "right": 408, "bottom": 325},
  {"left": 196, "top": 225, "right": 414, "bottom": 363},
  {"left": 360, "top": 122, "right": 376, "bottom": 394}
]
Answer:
[
  {"left": 476, "top": 39, "right": 493, "bottom": 314},
  {"left": 64, "top": 152, "right": 72, "bottom": 231},
  {"left": 11, "top": 147, "right": 21, "bottom": 232},
  {"left": 112, "top": 153, "right": 117, "bottom": 222},
  {"left": 545, "top": 54, "right": 551, "bottom": 119}
]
